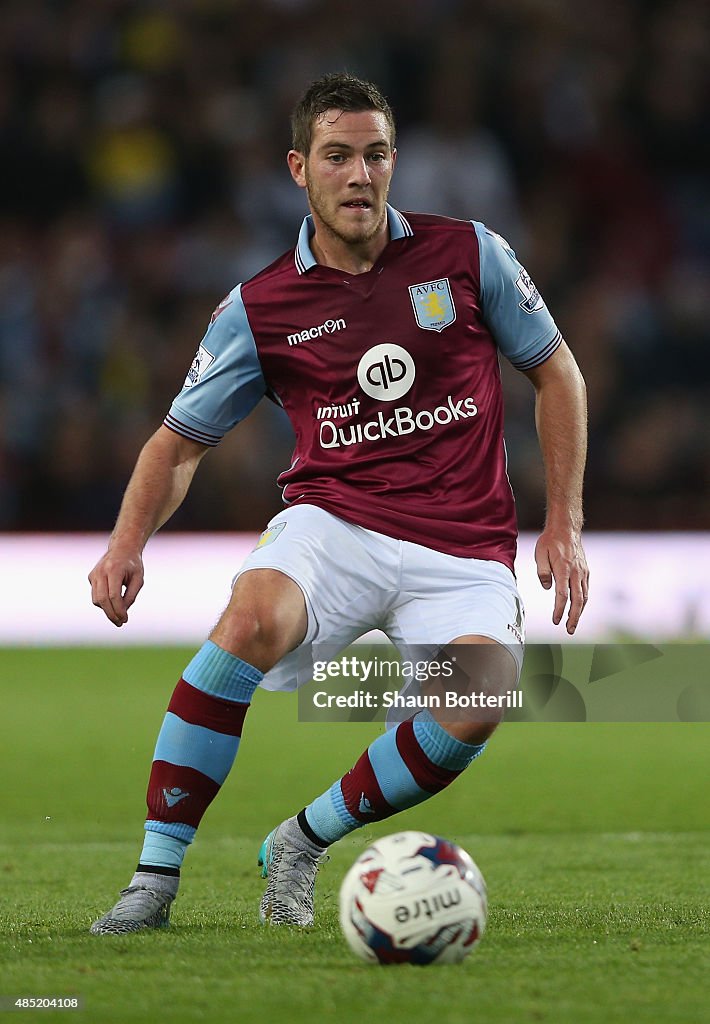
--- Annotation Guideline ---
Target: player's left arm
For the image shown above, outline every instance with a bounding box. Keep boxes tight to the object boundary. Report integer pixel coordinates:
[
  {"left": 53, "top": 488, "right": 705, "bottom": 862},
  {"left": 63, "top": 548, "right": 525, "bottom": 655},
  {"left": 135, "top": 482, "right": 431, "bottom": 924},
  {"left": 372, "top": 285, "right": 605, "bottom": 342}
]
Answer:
[
  {"left": 523, "top": 342, "right": 589, "bottom": 634},
  {"left": 473, "top": 221, "right": 589, "bottom": 633}
]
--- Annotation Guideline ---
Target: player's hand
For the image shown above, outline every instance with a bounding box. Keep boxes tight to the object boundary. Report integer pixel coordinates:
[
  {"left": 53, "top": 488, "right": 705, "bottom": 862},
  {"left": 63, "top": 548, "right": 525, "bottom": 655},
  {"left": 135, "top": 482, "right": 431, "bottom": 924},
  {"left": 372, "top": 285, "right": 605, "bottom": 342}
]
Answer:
[
  {"left": 534, "top": 527, "right": 589, "bottom": 634},
  {"left": 88, "top": 547, "right": 145, "bottom": 627}
]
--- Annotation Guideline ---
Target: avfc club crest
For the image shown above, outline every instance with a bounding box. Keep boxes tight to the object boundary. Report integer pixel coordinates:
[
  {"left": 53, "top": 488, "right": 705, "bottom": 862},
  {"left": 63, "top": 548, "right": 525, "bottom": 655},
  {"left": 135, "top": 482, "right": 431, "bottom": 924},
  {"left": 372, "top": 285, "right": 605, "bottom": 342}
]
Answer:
[
  {"left": 256, "top": 521, "right": 286, "bottom": 549},
  {"left": 408, "top": 278, "right": 456, "bottom": 332}
]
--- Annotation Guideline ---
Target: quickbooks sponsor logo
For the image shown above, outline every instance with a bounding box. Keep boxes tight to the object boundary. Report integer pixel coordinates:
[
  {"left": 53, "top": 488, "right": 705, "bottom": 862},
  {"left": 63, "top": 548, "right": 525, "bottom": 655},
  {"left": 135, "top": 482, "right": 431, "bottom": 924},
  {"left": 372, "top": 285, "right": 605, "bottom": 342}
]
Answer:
[
  {"left": 319, "top": 395, "right": 478, "bottom": 449},
  {"left": 316, "top": 398, "right": 361, "bottom": 420},
  {"left": 287, "top": 318, "right": 346, "bottom": 346},
  {"left": 357, "top": 343, "right": 415, "bottom": 401}
]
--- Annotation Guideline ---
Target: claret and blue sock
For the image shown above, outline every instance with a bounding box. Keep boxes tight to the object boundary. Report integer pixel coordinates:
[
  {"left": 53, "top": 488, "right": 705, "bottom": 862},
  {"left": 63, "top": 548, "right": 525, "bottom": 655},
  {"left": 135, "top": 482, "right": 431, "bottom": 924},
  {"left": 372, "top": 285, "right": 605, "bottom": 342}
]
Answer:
[
  {"left": 300, "top": 710, "right": 486, "bottom": 846},
  {"left": 135, "top": 640, "right": 263, "bottom": 882},
  {"left": 136, "top": 646, "right": 485, "bottom": 869},
  {"left": 100, "top": 649, "right": 487, "bottom": 931},
  {"left": 257, "top": 711, "right": 485, "bottom": 927}
]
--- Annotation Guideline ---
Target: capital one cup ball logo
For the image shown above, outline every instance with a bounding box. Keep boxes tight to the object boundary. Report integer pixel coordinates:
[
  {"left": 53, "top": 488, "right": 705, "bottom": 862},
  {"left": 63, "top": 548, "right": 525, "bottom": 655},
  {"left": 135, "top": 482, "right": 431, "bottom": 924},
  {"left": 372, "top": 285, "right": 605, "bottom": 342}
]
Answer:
[{"left": 357, "top": 344, "right": 416, "bottom": 401}]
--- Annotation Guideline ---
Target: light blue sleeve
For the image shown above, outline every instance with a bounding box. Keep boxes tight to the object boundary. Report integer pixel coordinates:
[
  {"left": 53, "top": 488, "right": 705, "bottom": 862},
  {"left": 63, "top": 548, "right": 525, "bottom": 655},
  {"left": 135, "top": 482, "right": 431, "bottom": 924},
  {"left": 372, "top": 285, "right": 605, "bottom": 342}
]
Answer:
[
  {"left": 164, "top": 284, "right": 266, "bottom": 445},
  {"left": 473, "top": 222, "right": 562, "bottom": 370}
]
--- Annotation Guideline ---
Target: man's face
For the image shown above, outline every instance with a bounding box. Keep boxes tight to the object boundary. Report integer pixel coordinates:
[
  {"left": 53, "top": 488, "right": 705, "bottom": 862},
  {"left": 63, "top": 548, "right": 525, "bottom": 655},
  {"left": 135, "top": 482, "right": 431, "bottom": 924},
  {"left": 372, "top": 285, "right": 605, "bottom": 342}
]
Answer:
[{"left": 288, "top": 109, "right": 396, "bottom": 247}]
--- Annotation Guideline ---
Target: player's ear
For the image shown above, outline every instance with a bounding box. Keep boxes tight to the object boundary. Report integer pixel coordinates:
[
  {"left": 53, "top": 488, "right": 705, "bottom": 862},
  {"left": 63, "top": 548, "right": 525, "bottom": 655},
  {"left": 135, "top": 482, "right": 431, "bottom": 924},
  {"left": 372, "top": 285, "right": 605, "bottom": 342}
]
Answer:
[{"left": 287, "top": 150, "right": 307, "bottom": 188}]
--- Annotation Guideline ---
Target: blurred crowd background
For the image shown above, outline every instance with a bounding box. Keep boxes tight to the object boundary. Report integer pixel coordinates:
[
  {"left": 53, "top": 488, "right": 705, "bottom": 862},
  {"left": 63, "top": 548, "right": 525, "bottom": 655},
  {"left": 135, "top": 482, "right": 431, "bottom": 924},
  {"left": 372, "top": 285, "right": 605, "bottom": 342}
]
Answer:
[{"left": 1, "top": 0, "right": 707, "bottom": 535}]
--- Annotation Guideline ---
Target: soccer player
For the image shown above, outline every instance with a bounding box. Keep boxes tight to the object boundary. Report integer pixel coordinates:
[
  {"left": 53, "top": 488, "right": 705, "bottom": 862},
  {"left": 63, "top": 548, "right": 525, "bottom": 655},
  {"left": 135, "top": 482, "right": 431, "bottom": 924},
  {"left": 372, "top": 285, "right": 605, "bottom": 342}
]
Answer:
[{"left": 88, "top": 73, "right": 588, "bottom": 933}]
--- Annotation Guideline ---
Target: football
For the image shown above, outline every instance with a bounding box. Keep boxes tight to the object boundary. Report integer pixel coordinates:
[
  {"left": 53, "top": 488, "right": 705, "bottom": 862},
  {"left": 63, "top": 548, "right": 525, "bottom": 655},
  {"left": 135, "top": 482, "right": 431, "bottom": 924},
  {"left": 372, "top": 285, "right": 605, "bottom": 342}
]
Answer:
[{"left": 338, "top": 830, "right": 487, "bottom": 966}]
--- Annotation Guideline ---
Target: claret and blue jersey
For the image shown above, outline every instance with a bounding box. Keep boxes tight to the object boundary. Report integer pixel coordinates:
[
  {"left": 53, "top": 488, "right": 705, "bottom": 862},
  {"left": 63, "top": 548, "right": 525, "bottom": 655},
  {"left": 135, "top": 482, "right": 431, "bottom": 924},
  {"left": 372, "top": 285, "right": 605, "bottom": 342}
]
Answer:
[{"left": 164, "top": 205, "right": 561, "bottom": 570}]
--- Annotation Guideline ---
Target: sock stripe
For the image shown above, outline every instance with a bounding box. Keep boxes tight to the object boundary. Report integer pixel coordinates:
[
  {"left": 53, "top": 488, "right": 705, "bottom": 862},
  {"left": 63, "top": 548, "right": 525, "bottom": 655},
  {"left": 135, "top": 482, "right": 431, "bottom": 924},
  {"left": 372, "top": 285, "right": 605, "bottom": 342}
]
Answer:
[
  {"left": 395, "top": 719, "right": 461, "bottom": 793},
  {"left": 153, "top": 712, "right": 240, "bottom": 785},
  {"left": 182, "top": 640, "right": 263, "bottom": 702},
  {"left": 412, "top": 710, "right": 486, "bottom": 769},
  {"left": 297, "top": 808, "right": 327, "bottom": 848},
  {"left": 137, "top": 829, "right": 187, "bottom": 871},
  {"left": 168, "top": 678, "right": 248, "bottom": 736},
  {"left": 368, "top": 727, "right": 428, "bottom": 809},
  {"left": 329, "top": 781, "right": 360, "bottom": 829},
  {"left": 340, "top": 752, "right": 396, "bottom": 822},
  {"left": 147, "top": 761, "right": 220, "bottom": 828},
  {"left": 145, "top": 820, "right": 197, "bottom": 843},
  {"left": 136, "top": 863, "right": 181, "bottom": 877},
  {"left": 304, "top": 782, "right": 359, "bottom": 844}
]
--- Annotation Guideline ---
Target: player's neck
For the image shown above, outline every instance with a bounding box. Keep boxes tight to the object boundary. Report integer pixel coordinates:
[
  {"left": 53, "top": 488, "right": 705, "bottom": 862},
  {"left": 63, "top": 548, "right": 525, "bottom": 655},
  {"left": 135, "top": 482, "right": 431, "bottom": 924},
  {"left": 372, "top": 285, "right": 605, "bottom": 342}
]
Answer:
[{"left": 310, "top": 222, "right": 390, "bottom": 275}]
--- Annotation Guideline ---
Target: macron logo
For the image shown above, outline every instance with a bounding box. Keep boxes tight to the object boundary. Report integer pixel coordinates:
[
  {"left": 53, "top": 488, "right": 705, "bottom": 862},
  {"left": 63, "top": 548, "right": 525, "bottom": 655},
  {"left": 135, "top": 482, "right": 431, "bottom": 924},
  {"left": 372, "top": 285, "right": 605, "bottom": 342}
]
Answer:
[
  {"left": 359, "top": 793, "right": 375, "bottom": 815},
  {"left": 287, "top": 318, "right": 346, "bottom": 347},
  {"left": 163, "top": 787, "right": 190, "bottom": 808}
]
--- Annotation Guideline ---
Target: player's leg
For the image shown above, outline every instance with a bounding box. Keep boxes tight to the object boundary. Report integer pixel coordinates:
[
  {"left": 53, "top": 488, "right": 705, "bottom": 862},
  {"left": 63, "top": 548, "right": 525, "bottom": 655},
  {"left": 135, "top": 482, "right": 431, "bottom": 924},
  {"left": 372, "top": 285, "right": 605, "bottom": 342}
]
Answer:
[
  {"left": 261, "top": 549, "right": 523, "bottom": 925},
  {"left": 429, "top": 635, "right": 517, "bottom": 744},
  {"left": 253, "top": 513, "right": 401, "bottom": 925},
  {"left": 297, "top": 637, "right": 515, "bottom": 847},
  {"left": 258, "top": 640, "right": 511, "bottom": 929},
  {"left": 90, "top": 567, "right": 306, "bottom": 934}
]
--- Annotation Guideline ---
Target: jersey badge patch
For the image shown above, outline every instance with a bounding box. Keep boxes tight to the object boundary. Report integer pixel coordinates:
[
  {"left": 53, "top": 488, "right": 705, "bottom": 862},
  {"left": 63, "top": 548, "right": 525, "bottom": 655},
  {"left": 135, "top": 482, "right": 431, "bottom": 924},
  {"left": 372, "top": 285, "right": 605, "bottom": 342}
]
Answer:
[
  {"left": 184, "top": 344, "right": 215, "bottom": 388},
  {"left": 408, "top": 278, "right": 456, "bottom": 332},
  {"left": 515, "top": 269, "right": 544, "bottom": 313},
  {"left": 256, "top": 521, "right": 286, "bottom": 548}
]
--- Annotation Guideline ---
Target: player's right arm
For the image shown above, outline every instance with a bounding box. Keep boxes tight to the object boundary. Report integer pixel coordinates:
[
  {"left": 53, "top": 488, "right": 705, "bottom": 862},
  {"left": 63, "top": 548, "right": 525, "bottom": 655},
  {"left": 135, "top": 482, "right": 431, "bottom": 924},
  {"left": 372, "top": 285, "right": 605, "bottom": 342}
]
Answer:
[
  {"left": 90, "top": 284, "right": 266, "bottom": 626},
  {"left": 89, "top": 426, "right": 209, "bottom": 626}
]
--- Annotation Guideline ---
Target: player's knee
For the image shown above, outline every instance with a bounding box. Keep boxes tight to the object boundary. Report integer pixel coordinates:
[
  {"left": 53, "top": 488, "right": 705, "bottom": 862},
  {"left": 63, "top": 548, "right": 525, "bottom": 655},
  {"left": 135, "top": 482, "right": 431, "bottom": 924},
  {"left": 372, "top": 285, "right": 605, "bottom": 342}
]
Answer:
[
  {"left": 211, "top": 601, "right": 300, "bottom": 671},
  {"left": 214, "top": 606, "right": 274, "bottom": 656},
  {"left": 212, "top": 568, "right": 307, "bottom": 666},
  {"left": 227, "top": 606, "right": 269, "bottom": 646}
]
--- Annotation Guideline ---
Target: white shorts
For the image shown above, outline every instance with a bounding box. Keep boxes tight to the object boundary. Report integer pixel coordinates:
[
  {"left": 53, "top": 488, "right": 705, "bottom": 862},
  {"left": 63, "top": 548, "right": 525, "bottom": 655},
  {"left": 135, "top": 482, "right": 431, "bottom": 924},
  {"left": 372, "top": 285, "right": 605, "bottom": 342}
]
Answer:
[{"left": 234, "top": 504, "right": 524, "bottom": 692}]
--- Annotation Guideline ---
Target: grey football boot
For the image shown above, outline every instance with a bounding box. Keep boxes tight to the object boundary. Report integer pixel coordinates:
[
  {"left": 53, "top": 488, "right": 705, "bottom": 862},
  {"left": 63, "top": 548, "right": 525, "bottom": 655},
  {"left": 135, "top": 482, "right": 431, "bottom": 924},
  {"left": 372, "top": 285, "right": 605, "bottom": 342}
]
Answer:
[
  {"left": 90, "top": 872, "right": 178, "bottom": 934},
  {"left": 258, "top": 817, "right": 326, "bottom": 926}
]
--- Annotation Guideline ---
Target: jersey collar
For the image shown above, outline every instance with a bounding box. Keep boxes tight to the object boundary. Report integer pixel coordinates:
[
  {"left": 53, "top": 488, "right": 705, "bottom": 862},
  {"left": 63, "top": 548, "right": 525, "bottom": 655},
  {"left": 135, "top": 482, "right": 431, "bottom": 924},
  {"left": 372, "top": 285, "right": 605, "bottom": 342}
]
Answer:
[{"left": 294, "top": 204, "right": 413, "bottom": 275}]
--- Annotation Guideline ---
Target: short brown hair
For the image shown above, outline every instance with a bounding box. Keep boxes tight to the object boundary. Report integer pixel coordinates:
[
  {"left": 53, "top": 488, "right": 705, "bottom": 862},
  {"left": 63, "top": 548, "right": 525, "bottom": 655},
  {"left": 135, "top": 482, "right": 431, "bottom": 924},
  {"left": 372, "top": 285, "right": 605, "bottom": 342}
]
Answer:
[{"left": 291, "top": 72, "right": 396, "bottom": 155}]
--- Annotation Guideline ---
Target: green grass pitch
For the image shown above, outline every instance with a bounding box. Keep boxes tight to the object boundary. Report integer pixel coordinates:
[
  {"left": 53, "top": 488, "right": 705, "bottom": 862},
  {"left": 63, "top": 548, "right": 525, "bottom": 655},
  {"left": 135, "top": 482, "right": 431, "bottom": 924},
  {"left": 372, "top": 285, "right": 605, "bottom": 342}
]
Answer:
[{"left": 1, "top": 647, "right": 708, "bottom": 1023}]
